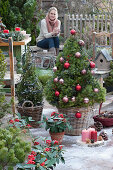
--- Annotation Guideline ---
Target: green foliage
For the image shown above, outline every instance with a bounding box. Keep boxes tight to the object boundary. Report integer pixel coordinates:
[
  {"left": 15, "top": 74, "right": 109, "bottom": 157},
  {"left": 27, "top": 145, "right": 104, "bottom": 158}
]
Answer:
[
  {"left": 0, "top": 49, "right": 11, "bottom": 118},
  {"left": 39, "top": 112, "right": 72, "bottom": 133},
  {"left": 104, "top": 61, "right": 113, "bottom": 87},
  {"left": 0, "top": 0, "right": 42, "bottom": 45},
  {"left": 16, "top": 48, "right": 43, "bottom": 106},
  {"left": 0, "top": 127, "right": 31, "bottom": 169},
  {"left": 44, "top": 35, "right": 106, "bottom": 108},
  {"left": 17, "top": 136, "right": 65, "bottom": 170}
]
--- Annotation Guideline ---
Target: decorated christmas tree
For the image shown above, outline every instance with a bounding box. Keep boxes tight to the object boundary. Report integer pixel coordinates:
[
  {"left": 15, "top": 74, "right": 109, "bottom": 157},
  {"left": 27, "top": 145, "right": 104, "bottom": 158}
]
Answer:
[{"left": 44, "top": 30, "right": 106, "bottom": 109}]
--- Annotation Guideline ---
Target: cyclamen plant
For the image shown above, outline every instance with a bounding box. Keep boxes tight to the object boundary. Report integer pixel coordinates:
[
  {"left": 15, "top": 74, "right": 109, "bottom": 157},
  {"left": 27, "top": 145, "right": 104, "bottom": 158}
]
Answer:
[
  {"left": 17, "top": 137, "right": 65, "bottom": 170},
  {"left": 39, "top": 112, "right": 72, "bottom": 133}
]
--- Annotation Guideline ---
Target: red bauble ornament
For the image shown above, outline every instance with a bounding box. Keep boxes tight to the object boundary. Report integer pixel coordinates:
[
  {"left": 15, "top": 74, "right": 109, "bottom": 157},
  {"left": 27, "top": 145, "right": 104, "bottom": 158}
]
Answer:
[
  {"left": 90, "top": 61, "right": 95, "bottom": 69},
  {"left": 53, "top": 66, "right": 57, "bottom": 72},
  {"left": 59, "top": 78, "right": 64, "bottom": 84},
  {"left": 62, "top": 96, "right": 69, "bottom": 103},
  {"left": 71, "top": 96, "right": 76, "bottom": 102},
  {"left": 59, "top": 57, "right": 64, "bottom": 63},
  {"left": 81, "top": 69, "right": 86, "bottom": 75},
  {"left": 94, "top": 88, "right": 99, "bottom": 93},
  {"left": 75, "top": 52, "right": 81, "bottom": 58},
  {"left": 78, "top": 40, "right": 85, "bottom": 46},
  {"left": 76, "top": 84, "right": 81, "bottom": 91},
  {"left": 55, "top": 91, "right": 60, "bottom": 96},
  {"left": 75, "top": 112, "right": 82, "bottom": 118},
  {"left": 91, "top": 70, "right": 95, "bottom": 75},
  {"left": 54, "top": 77, "right": 58, "bottom": 83},
  {"left": 70, "top": 29, "right": 76, "bottom": 35},
  {"left": 84, "top": 97, "right": 89, "bottom": 104},
  {"left": 64, "top": 62, "right": 70, "bottom": 69}
]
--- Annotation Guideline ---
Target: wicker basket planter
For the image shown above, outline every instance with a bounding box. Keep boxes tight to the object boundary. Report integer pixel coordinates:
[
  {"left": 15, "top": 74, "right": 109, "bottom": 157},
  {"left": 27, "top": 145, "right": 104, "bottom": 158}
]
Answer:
[
  {"left": 58, "top": 107, "right": 91, "bottom": 136},
  {"left": 17, "top": 101, "right": 43, "bottom": 128}
]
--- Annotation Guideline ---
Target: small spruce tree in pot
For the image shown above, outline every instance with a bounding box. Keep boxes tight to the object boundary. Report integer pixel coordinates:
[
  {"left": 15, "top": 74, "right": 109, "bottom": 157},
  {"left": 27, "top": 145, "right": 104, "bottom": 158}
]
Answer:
[{"left": 16, "top": 47, "right": 43, "bottom": 128}]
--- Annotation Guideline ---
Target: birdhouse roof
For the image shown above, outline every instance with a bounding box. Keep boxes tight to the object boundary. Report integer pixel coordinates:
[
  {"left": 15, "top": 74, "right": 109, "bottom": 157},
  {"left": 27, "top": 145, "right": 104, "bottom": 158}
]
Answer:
[{"left": 96, "top": 48, "right": 113, "bottom": 61}]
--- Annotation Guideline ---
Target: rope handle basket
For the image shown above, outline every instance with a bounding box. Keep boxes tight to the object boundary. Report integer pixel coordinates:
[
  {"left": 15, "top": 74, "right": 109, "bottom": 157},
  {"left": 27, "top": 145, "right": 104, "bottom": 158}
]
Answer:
[{"left": 22, "top": 100, "right": 34, "bottom": 111}]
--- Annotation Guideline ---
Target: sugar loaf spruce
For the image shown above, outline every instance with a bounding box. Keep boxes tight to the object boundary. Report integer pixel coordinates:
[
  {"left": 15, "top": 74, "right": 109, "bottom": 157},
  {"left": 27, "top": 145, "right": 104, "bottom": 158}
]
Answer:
[{"left": 44, "top": 30, "right": 106, "bottom": 109}]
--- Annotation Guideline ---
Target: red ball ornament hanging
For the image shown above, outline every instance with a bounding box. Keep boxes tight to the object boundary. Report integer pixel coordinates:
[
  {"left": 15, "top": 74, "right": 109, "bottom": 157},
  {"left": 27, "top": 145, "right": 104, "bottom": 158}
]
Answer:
[
  {"left": 62, "top": 96, "right": 69, "bottom": 103},
  {"left": 75, "top": 52, "right": 81, "bottom": 58},
  {"left": 55, "top": 91, "right": 60, "bottom": 96},
  {"left": 59, "top": 78, "right": 64, "bottom": 84},
  {"left": 64, "top": 62, "right": 70, "bottom": 69},
  {"left": 75, "top": 111, "right": 82, "bottom": 118},
  {"left": 81, "top": 69, "right": 86, "bottom": 75},
  {"left": 53, "top": 66, "right": 57, "bottom": 72},
  {"left": 90, "top": 61, "right": 95, "bottom": 69},
  {"left": 70, "top": 29, "right": 76, "bottom": 35},
  {"left": 94, "top": 88, "right": 99, "bottom": 93},
  {"left": 54, "top": 77, "right": 58, "bottom": 83},
  {"left": 71, "top": 96, "right": 76, "bottom": 102},
  {"left": 78, "top": 40, "right": 85, "bottom": 46},
  {"left": 76, "top": 84, "right": 81, "bottom": 91},
  {"left": 84, "top": 97, "right": 89, "bottom": 104},
  {"left": 59, "top": 57, "right": 64, "bottom": 63}
]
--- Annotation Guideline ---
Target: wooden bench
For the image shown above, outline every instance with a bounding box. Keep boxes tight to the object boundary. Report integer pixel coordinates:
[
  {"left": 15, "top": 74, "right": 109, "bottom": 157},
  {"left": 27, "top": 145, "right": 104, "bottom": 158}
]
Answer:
[{"left": 30, "top": 45, "right": 64, "bottom": 69}]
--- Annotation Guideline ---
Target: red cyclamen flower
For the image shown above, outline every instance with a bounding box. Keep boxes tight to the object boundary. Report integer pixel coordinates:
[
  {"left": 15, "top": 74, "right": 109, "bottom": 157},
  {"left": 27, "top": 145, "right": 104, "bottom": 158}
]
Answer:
[
  {"left": 28, "top": 154, "right": 35, "bottom": 160},
  {"left": 31, "top": 151, "right": 37, "bottom": 156},
  {"left": 26, "top": 124, "right": 32, "bottom": 128},
  {"left": 46, "top": 140, "right": 51, "bottom": 146},
  {"left": 14, "top": 119, "right": 20, "bottom": 122},
  {"left": 27, "top": 160, "right": 35, "bottom": 164},
  {"left": 34, "top": 141, "right": 39, "bottom": 145},
  {"left": 40, "top": 162, "right": 45, "bottom": 166},
  {"left": 9, "top": 120, "right": 14, "bottom": 124},
  {"left": 59, "top": 146, "right": 63, "bottom": 149},
  {"left": 54, "top": 140, "right": 59, "bottom": 145},
  {"left": 59, "top": 114, "right": 64, "bottom": 118}
]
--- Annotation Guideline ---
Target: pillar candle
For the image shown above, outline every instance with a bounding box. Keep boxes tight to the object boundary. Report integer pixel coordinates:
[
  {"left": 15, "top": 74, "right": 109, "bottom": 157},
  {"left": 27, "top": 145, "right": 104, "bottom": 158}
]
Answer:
[
  {"left": 15, "top": 27, "right": 20, "bottom": 31},
  {"left": 3, "top": 29, "right": 9, "bottom": 33},
  {"left": 91, "top": 131, "right": 97, "bottom": 142},
  {"left": 88, "top": 128, "right": 95, "bottom": 139},
  {"left": 82, "top": 129, "right": 89, "bottom": 142}
]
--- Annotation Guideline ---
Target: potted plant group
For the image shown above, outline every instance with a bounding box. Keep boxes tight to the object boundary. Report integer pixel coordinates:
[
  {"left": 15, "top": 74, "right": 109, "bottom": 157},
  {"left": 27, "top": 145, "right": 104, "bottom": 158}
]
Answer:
[
  {"left": 39, "top": 112, "right": 72, "bottom": 144},
  {"left": 16, "top": 47, "right": 44, "bottom": 128},
  {"left": 44, "top": 30, "right": 106, "bottom": 135}
]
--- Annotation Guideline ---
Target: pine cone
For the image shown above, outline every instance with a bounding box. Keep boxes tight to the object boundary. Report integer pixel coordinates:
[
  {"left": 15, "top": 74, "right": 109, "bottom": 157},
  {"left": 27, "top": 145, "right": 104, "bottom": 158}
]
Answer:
[
  {"left": 94, "top": 121, "right": 103, "bottom": 131},
  {"left": 99, "top": 131, "right": 108, "bottom": 141}
]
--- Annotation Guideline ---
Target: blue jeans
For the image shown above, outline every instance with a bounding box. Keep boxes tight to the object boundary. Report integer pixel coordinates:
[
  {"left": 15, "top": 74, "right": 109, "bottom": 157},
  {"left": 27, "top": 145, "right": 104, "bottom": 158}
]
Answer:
[{"left": 37, "top": 37, "right": 59, "bottom": 49}]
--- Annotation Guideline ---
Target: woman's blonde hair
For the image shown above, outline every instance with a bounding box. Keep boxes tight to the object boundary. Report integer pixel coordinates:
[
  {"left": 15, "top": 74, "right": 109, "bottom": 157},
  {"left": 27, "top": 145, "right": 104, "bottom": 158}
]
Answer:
[{"left": 47, "top": 7, "right": 58, "bottom": 19}]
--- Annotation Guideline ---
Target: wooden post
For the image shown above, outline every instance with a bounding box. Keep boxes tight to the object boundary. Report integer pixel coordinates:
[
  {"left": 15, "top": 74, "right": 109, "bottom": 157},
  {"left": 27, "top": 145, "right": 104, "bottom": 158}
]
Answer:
[
  {"left": 93, "top": 32, "right": 96, "bottom": 61},
  {"left": 111, "top": 33, "right": 113, "bottom": 59},
  {"left": 8, "top": 37, "right": 15, "bottom": 116}
]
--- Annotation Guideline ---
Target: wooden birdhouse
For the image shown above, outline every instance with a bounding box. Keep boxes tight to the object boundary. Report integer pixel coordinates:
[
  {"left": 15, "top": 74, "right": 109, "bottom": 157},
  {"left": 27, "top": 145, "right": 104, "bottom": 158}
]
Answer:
[{"left": 95, "top": 48, "right": 113, "bottom": 71}]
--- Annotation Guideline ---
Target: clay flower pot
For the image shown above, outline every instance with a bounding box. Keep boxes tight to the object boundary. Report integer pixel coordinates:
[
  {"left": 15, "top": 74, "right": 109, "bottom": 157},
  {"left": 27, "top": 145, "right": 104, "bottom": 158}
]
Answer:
[{"left": 49, "top": 131, "right": 65, "bottom": 144}]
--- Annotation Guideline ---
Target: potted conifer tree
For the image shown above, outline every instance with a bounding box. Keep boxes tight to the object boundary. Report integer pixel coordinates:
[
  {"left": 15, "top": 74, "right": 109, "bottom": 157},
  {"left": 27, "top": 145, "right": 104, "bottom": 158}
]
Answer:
[
  {"left": 44, "top": 30, "right": 106, "bottom": 135},
  {"left": 16, "top": 47, "right": 43, "bottom": 128}
]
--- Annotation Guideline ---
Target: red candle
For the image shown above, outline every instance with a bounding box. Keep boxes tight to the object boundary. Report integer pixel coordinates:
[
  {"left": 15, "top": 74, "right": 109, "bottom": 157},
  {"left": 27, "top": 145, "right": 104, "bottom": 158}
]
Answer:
[
  {"left": 3, "top": 29, "right": 9, "bottom": 33},
  {"left": 91, "top": 131, "right": 97, "bottom": 142},
  {"left": 15, "top": 27, "right": 20, "bottom": 31}
]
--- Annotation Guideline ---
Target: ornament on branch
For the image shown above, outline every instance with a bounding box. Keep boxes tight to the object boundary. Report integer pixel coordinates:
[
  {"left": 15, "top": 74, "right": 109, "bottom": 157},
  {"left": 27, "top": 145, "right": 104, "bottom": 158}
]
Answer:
[
  {"left": 84, "top": 97, "right": 89, "bottom": 104},
  {"left": 94, "top": 88, "right": 99, "bottom": 93},
  {"left": 59, "top": 78, "right": 64, "bottom": 84},
  {"left": 54, "top": 77, "right": 58, "bottom": 83},
  {"left": 71, "top": 96, "right": 76, "bottom": 102},
  {"left": 75, "top": 52, "right": 81, "bottom": 58},
  {"left": 75, "top": 84, "right": 81, "bottom": 91},
  {"left": 62, "top": 96, "right": 69, "bottom": 103},
  {"left": 90, "top": 61, "right": 95, "bottom": 69},
  {"left": 53, "top": 66, "right": 57, "bottom": 72},
  {"left": 55, "top": 91, "right": 60, "bottom": 96},
  {"left": 59, "top": 57, "right": 64, "bottom": 63},
  {"left": 91, "top": 70, "right": 95, "bottom": 75},
  {"left": 70, "top": 29, "right": 76, "bottom": 35},
  {"left": 75, "top": 111, "right": 82, "bottom": 118},
  {"left": 78, "top": 40, "right": 85, "bottom": 46},
  {"left": 81, "top": 69, "right": 86, "bottom": 75},
  {"left": 64, "top": 62, "right": 70, "bottom": 69}
]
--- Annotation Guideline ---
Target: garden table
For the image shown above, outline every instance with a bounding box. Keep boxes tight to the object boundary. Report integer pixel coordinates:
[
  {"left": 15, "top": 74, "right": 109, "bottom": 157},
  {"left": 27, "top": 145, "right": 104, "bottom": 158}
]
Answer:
[{"left": 0, "top": 35, "right": 31, "bottom": 73}]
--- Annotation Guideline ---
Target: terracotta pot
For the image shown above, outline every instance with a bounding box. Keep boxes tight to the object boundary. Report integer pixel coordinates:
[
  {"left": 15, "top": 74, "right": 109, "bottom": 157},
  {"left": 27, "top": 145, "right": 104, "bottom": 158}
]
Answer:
[{"left": 49, "top": 131, "right": 65, "bottom": 144}]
